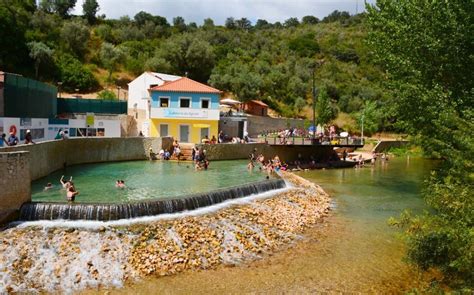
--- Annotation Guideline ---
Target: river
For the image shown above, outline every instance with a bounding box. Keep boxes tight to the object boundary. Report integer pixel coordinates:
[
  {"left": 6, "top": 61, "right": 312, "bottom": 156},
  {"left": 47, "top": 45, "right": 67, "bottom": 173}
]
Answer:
[{"left": 88, "top": 157, "right": 434, "bottom": 294}]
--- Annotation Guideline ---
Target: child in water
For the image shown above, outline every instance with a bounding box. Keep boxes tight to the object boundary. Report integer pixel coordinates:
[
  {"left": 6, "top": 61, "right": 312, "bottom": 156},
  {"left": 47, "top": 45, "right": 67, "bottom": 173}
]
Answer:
[
  {"left": 67, "top": 186, "right": 79, "bottom": 202},
  {"left": 44, "top": 183, "right": 53, "bottom": 191},
  {"left": 116, "top": 180, "right": 126, "bottom": 188}
]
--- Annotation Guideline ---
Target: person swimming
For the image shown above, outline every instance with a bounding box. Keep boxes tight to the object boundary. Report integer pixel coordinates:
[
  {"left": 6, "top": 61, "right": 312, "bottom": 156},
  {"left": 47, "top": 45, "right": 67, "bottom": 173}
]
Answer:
[
  {"left": 44, "top": 183, "right": 53, "bottom": 191},
  {"left": 115, "top": 180, "right": 126, "bottom": 188}
]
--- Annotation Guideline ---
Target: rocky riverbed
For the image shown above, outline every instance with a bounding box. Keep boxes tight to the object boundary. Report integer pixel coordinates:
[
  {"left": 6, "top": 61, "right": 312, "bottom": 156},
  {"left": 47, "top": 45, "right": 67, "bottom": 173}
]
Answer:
[{"left": 0, "top": 172, "right": 330, "bottom": 293}]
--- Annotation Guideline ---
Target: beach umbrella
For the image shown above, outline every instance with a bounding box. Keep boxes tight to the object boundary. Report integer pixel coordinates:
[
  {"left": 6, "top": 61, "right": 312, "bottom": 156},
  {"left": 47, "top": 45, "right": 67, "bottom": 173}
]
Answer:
[{"left": 220, "top": 98, "right": 241, "bottom": 105}]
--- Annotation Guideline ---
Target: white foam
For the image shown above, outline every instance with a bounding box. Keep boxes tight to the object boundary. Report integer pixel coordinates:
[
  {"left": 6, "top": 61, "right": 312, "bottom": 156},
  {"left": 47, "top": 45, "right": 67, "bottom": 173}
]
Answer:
[{"left": 12, "top": 186, "right": 292, "bottom": 230}]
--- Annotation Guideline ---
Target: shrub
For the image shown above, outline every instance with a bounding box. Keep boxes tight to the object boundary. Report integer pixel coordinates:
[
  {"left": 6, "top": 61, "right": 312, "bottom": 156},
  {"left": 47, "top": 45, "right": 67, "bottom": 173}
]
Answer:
[
  {"left": 56, "top": 54, "right": 99, "bottom": 92},
  {"left": 97, "top": 89, "right": 117, "bottom": 99}
]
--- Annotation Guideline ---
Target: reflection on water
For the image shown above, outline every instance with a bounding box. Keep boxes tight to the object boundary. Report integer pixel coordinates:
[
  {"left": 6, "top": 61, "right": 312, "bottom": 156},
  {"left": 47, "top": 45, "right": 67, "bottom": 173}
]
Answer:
[
  {"left": 85, "top": 157, "right": 434, "bottom": 294},
  {"left": 31, "top": 160, "right": 268, "bottom": 203}
]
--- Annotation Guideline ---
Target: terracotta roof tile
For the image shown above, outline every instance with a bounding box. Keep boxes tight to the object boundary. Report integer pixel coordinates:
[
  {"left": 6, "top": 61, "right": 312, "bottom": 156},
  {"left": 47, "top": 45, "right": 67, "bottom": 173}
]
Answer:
[
  {"left": 249, "top": 100, "right": 268, "bottom": 107},
  {"left": 149, "top": 77, "right": 221, "bottom": 94}
]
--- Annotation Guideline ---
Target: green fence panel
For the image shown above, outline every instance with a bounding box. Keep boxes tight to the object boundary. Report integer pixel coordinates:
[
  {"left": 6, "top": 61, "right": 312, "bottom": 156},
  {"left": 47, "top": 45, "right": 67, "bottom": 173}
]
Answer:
[
  {"left": 4, "top": 74, "right": 57, "bottom": 118},
  {"left": 57, "top": 98, "right": 127, "bottom": 114}
]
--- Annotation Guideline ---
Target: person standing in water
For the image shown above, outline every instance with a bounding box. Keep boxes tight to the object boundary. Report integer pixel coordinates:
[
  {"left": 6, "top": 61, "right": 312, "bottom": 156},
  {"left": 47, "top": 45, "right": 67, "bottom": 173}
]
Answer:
[{"left": 60, "top": 175, "right": 73, "bottom": 189}]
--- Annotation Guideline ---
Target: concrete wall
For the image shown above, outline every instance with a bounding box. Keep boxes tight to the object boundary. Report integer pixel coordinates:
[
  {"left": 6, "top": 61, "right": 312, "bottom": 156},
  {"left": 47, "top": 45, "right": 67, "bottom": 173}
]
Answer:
[
  {"left": 0, "top": 151, "right": 31, "bottom": 224},
  {"left": 0, "top": 137, "right": 163, "bottom": 181},
  {"left": 246, "top": 116, "right": 304, "bottom": 136},
  {"left": 197, "top": 143, "right": 334, "bottom": 163},
  {"left": 373, "top": 140, "right": 410, "bottom": 153}
]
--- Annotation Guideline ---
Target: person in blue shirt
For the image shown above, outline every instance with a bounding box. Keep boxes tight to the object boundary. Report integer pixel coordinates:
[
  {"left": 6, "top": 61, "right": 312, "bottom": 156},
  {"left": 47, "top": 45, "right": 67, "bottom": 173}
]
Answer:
[
  {"left": 0, "top": 133, "right": 8, "bottom": 147},
  {"left": 7, "top": 132, "right": 18, "bottom": 146}
]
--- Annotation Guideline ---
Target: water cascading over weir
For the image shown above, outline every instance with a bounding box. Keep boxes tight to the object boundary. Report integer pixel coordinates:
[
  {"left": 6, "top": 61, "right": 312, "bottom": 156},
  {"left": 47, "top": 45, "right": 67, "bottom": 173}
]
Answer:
[{"left": 19, "top": 179, "right": 286, "bottom": 221}]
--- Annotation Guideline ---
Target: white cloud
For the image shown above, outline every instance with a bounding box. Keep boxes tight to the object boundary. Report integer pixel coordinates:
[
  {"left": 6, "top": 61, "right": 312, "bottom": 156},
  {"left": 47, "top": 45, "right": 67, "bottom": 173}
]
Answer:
[{"left": 73, "top": 0, "right": 375, "bottom": 25}]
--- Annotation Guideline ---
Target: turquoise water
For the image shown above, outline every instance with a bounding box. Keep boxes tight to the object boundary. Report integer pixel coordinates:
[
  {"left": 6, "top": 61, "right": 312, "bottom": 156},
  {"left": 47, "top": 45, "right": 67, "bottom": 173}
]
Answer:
[{"left": 31, "top": 160, "right": 268, "bottom": 203}]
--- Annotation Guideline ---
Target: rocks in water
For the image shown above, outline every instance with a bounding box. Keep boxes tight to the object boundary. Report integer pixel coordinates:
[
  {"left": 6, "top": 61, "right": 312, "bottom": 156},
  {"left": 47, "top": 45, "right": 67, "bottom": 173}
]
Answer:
[{"left": 0, "top": 172, "right": 330, "bottom": 293}]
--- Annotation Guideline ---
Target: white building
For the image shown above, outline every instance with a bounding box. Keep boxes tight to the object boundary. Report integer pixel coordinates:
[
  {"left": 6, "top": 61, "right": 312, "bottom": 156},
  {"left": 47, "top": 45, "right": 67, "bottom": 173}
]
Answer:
[
  {"left": 0, "top": 116, "right": 121, "bottom": 143},
  {"left": 127, "top": 72, "right": 181, "bottom": 136}
]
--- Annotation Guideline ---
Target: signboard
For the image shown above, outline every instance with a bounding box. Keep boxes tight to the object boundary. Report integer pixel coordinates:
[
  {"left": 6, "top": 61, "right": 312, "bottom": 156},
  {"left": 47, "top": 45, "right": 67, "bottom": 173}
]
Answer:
[
  {"left": 86, "top": 113, "right": 94, "bottom": 127},
  {"left": 163, "top": 109, "right": 208, "bottom": 118}
]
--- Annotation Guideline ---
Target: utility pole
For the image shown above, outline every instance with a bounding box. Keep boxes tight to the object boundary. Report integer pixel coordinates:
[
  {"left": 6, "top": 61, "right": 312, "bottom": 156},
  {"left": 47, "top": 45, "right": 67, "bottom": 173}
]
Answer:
[{"left": 361, "top": 112, "right": 365, "bottom": 144}]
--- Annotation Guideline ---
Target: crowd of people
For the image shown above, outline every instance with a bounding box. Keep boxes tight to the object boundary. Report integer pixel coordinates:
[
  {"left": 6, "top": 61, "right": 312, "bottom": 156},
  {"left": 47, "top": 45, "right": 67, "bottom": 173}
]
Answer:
[
  {"left": 247, "top": 148, "right": 288, "bottom": 175},
  {"left": 0, "top": 130, "right": 35, "bottom": 147}
]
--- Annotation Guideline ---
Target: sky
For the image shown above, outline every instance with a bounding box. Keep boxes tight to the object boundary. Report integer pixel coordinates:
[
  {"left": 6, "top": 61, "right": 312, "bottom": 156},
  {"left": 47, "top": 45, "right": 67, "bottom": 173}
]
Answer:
[{"left": 71, "top": 0, "right": 376, "bottom": 25}]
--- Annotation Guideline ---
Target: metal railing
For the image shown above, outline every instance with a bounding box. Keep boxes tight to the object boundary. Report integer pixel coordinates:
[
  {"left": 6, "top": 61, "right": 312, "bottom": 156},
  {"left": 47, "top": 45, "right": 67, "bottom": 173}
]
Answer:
[{"left": 256, "top": 135, "right": 364, "bottom": 146}]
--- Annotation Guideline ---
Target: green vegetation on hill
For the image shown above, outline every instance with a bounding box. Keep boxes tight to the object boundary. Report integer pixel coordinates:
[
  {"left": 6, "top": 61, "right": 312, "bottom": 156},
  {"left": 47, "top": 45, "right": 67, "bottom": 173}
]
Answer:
[{"left": 0, "top": 0, "right": 389, "bottom": 134}]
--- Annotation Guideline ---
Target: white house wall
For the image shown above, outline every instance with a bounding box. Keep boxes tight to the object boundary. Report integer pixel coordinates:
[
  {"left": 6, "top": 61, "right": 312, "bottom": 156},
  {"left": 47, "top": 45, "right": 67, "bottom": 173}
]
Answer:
[{"left": 0, "top": 117, "right": 121, "bottom": 142}]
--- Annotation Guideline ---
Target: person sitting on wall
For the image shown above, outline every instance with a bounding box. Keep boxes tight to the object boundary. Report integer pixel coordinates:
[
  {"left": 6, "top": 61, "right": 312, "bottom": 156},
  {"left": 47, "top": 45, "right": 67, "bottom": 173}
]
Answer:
[
  {"left": 0, "top": 133, "right": 8, "bottom": 147},
  {"left": 60, "top": 175, "right": 73, "bottom": 189},
  {"left": 149, "top": 148, "right": 157, "bottom": 160},
  {"left": 218, "top": 131, "right": 225, "bottom": 143},
  {"left": 7, "top": 132, "right": 18, "bottom": 146},
  {"left": 55, "top": 129, "right": 63, "bottom": 140},
  {"left": 201, "top": 135, "right": 211, "bottom": 144},
  {"left": 210, "top": 135, "right": 217, "bottom": 144},
  {"left": 164, "top": 150, "right": 171, "bottom": 160},
  {"left": 24, "top": 130, "right": 35, "bottom": 144},
  {"left": 67, "top": 185, "right": 79, "bottom": 202},
  {"left": 174, "top": 146, "right": 181, "bottom": 160},
  {"left": 139, "top": 131, "right": 144, "bottom": 137},
  {"left": 158, "top": 149, "right": 165, "bottom": 160}
]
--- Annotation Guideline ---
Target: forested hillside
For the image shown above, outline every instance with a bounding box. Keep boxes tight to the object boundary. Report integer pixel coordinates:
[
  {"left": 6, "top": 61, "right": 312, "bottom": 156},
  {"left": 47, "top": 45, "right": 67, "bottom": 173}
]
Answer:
[{"left": 1, "top": 0, "right": 390, "bottom": 133}]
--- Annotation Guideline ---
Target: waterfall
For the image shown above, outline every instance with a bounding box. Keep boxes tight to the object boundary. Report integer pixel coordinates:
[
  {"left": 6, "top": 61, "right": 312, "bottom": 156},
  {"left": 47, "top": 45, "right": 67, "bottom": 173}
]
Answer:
[{"left": 20, "top": 179, "right": 286, "bottom": 221}]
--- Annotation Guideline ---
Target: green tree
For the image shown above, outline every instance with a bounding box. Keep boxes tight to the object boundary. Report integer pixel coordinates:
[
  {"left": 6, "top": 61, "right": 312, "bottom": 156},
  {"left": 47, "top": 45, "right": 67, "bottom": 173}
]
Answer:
[
  {"left": 172, "top": 16, "right": 186, "bottom": 32},
  {"left": 367, "top": 0, "right": 473, "bottom": 287},
  {"left": 202, "top": 18, "right": 214, "bottom": 30},
  {"left": 322, "top": 10, "right": 350, "bottom": 23},
  {"left": 134, "top": 11, "right": 154, "bottom": 27},
  {"left": 254, "top": 19, "right": 270, "bottom": 30},
  {"left": 315, "top": 87, "right": 337, "bottom": 126},
  {"left": 40, "top": 0, "right": 77, "bottom": 18},
  {"left": 284, "top": 17, "right": 299, "bottom": 27},
  {"left": 56, "top": 53, "right": 98, "bottom": 91},
  {"left": 100, "top": 42, "right": 125, "bottom": 81},
  {"left": 60, "top": 18, "right": 90, "bottom": 58},
  {"left": 158, "top": 34, "right": 215, "bottom": 82},
  {"left": 0, "top": 0, "right": 35, "bottom": 72},
  {"left": 97, "top": 89, "right": 117, "bottom": 99},
  {"left": 288, "top": 33, "right": 320, "bottom": 57},
  {"left": 27, "top": 41, "right": 53, "bottom": 79},
  {"left": 82, "top": 0, "right": 99, "bottom": 24},
  {"left": 225, "top": 17, "right": 236, "bottom": 29},
  {"left": 302, "top": 15, "right": 319, "bottom": 25},
  {"left": 355, "top": 100, "right": 381, "bottom": 136},
  {"left": 235, "top": 18, "right": 252, "bottom": 30}
]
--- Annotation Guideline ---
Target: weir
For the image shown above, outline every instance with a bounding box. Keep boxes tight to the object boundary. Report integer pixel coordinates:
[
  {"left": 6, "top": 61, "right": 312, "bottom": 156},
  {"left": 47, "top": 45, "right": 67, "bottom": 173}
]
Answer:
[{"left": 19, "top": 179, "right": 286, "bottom": 221}]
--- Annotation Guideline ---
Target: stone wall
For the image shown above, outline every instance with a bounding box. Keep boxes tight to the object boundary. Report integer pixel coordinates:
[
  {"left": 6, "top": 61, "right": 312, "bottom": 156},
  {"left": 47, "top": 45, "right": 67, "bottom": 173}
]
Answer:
[
  {"left": 0, "top": 151, "right": 31, "bottom": 224},
  {"left": 197, "top": 143, "right": 334, "bottom": 163},
  {"left": 0, "top": 137, "right": 163, "bottom": 181},
  {"left": 246, "top": 116, "right": 305, "bottom": 136}
]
